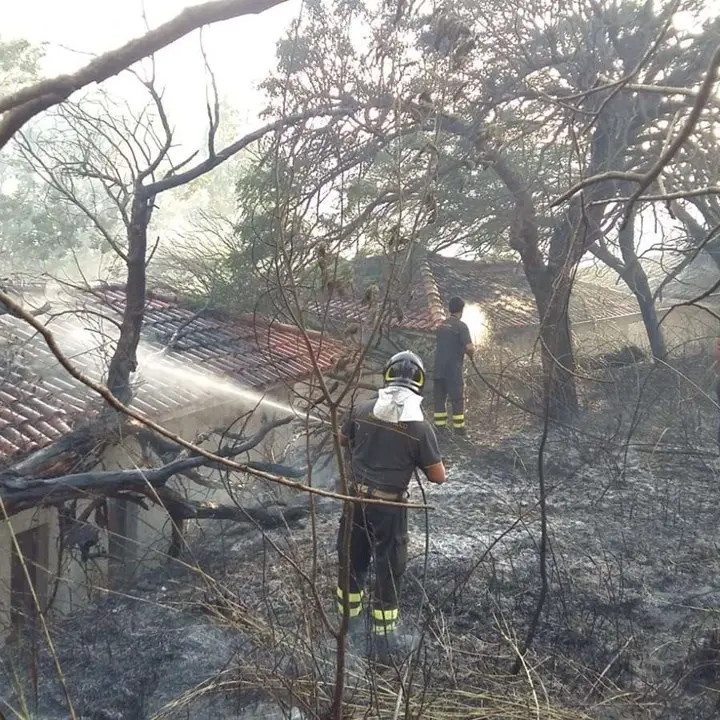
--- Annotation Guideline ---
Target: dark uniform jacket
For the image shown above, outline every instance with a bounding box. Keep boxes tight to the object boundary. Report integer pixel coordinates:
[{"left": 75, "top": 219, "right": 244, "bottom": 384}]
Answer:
[
  {"left": 341, "top": 400, "right": 442, "bottom": 494},
  {"left": 434, "top": 316, "right": 472, "bottom": 380}
]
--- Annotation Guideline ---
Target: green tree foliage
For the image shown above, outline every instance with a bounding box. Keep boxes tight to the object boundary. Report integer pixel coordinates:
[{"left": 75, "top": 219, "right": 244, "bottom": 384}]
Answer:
[
  {"left": 0, "top": 161, "right": 93, "bottom": 271},
  {"left": 0, "top": 37, "right": 42, "bottom": 93},
  {"left": 0, "top": 38, "right": 94, "bottom": 275},
  {"left": 237, "top": 0, "right": 720, "bottom": 416},
  {"left": 152, "top": 125, "right": 268, "bottom": 315}
]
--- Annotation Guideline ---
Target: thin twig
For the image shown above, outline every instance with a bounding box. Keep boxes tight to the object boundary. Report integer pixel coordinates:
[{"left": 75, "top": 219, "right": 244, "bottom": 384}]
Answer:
[{"left": 622, "top": 43, "right": 720, "bottom": 227}]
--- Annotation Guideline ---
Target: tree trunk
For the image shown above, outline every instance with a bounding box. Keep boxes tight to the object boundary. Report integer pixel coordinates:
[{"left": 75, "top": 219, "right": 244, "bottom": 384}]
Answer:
[
  {"left": 675, "top": 199, "right": 720, "bottom": 274},
  {"left": 106, "top": 189, "right": 150, "bottom": 405},
  {"left": 589, "top": 245, "right": 667, "bottom": 361},
  {"left": 617, "top": 211, "right": 668, "bottom": 362},
  {"left": 631, "top": 273, "right": 667, "bottom": 361},
  {"left": 487, "top": 149, "right": 580, "bottom": 420},
  {"left": 704, "top": 243, "right": 720, "bottom": 274},
  {"left": 530, "top": 268, "right": 578, "bottom": 420}
]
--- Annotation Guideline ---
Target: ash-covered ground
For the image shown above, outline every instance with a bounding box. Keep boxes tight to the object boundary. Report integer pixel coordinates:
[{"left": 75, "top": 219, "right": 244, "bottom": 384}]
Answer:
[{"left": 3, "top": 357, "right": 720, "bottom": 719}]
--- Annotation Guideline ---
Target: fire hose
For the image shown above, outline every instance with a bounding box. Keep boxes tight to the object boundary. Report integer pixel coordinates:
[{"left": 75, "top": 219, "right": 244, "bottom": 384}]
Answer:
[{"left": 468, "top": 354, "right": 534, "bottom": 416}]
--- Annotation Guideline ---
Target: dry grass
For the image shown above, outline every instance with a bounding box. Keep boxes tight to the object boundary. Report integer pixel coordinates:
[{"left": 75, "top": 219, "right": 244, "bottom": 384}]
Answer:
[{"left": 4, "top": 348, "right": 720, "bottom": 719}]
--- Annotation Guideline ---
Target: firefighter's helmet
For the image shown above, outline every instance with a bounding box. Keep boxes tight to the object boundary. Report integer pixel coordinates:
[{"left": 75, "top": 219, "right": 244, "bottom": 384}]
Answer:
[{"left": 383, "top": 351, "right": 425, "bottom": 395}]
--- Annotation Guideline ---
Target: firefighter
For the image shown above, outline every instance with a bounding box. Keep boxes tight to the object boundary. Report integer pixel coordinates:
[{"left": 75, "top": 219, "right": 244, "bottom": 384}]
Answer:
[
  {"left": 433, "top": 296, "right": 475, "bottom": 436},
  {"left": 336, "top": 350, "right": 447, "bottom": 664}
]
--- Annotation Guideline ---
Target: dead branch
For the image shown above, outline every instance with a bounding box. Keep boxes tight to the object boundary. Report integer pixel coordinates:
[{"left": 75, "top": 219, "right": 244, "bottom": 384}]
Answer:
[
  {"left": 551, "top": 43, "right": 720, "bottom": 213},
  {"left": 0, "top": 415, "right": 293, "bottom": 516},
  {"left": 156, "top": 485, "right": 308, "bottom": 526},
  {"left": 198, "top": 28, "right": 221, "bottom": 157},
  {"left": 0, "top": 298, "right": 50, "bottom": 318},
  {"left": 581, "top": 0, "right": 681, "bottom": 134},
  {"left": 0, "top": 0, "right": 290, "bottom": 150},
  {"left": 622, "top": 43, "right": 720, "bottom": 226},
  {"left": 144, "top": 104, "right": 359, "bottom": 196},
  {"left": 163, "top": 301, "right": 210, "bottom": 350},
  {"left": 15, "top": 130, "right": 130, "bottom": 261}
]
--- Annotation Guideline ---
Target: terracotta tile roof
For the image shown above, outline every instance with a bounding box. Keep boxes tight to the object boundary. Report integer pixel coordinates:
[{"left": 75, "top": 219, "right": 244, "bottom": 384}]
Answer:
[
  {"left": 305, "top": 250, "right": 442, "bottom": 333},
  {"left": 0, "top": 286, "right": 344, "bottom": 459},
  {"left": 311, "top": 250, "right": 640, "bottom": 336}
]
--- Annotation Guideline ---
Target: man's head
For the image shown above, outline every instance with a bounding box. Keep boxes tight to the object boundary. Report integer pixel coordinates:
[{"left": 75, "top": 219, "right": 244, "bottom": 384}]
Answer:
[
  {"left": 448, "top": 296, "right": 465, "bottom": 316},
  {"left": 383, "top": 350, "right": 426, "bottom": 395}
]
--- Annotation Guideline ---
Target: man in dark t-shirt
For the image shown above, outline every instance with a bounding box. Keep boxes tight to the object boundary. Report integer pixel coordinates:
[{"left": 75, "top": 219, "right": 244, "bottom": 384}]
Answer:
[
  {"left": 337, "top": 350, "right": 446, "bottom": 664},
  {"left": 341, "top": 401, "right": 442, "bottom": 493},
  {"left": 433, "top": 296, "right": 475, "bottom": 435}
]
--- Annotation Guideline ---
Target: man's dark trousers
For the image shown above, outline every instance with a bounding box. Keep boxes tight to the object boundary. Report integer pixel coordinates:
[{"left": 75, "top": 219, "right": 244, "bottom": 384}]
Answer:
[
  {"left": 336, "top": 498, "right": 407, "bottom": 635},
  {"left": 433, "top": 372, "right": 465, "bottom": 431}
]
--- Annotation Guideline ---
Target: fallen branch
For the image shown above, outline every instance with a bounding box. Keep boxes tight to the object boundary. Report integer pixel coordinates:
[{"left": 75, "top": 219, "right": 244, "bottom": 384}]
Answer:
[
  {"left": 0, "top": 289, "right": 429, "bottom": 510},
  {"left": 0, "top": 416, "right": 294, "bottom": 516},
  {"left": 156, "top": 486, "right": 309, "bottom": 526}
]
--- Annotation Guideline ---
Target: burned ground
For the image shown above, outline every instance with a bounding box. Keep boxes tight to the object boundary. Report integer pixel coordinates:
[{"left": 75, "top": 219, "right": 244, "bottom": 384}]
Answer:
[{"left": 2, "top": 356, "right": 720, "bottom": 719}]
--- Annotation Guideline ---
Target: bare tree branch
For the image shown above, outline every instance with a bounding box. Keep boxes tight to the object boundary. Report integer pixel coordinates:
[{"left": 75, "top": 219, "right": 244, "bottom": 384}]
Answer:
[
  {"left": 622, "top": 43, "right": 720, "bottom": 225},
  {"left": 0, "top": 416, "right": 293, "bottom": 515},
  {"left": 199, "top": 28, "right": 221, "bottom": 157},
  {"left": 551, "top": 43, "right": 720, "bottom": 213},
  {"left": 0, "top": 0, "right": 290, "bottom": 149},
  {"left": 144, "top": 104, "right": 359, "bottom": 196}
]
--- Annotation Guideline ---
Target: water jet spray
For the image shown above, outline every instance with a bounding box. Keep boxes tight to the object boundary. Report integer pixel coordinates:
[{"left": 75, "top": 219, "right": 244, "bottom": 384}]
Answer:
[
  {"left": 462, "top": 303, "right": 490, "bottom": 347},
  {"left": 136, "top": 344, "right": 325, "bottom": 424}
]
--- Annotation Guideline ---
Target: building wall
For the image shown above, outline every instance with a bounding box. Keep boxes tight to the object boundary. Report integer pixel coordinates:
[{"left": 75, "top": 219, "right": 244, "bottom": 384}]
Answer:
[
  {"left": 626, "top": 304, "right": 720, "bottom": 355},
  {"left": 0, "top": 385, "right": 298, "bottom": 640},
  {"left": 0, "top": 507, "right": 57, "bottom": 634},
  {"left": 482, "top": 302, "right": 720, "bottom": 366},
  {"left": 0, "top": 501, "right": 109, "bottom": 639},
  {"left": 99, "top": 389, "right": 297, "bottom": 587}
]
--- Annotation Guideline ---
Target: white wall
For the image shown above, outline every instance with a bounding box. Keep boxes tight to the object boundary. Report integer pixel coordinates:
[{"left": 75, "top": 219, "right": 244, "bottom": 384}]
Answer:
[
  {"left": 480, "top": 302, "right": 720, "bottom": 366},
  {"left": 99, "top": 390, "right": 297, "bottom": 585}
]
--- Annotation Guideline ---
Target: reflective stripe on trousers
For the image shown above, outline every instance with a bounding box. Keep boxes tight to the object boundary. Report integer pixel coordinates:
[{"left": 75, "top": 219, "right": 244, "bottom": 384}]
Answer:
[
  {"left": 336, "top": 497, "right": 408, "bottom": 628},
  {"left": 434, "top": 377, "right": 465, "bottom": 428},
  {"left": 336, "top": 587, "right": 364, "bottom": 618},
  {"left": 371, "top": 606, "right": 398, "bottom": 634}
]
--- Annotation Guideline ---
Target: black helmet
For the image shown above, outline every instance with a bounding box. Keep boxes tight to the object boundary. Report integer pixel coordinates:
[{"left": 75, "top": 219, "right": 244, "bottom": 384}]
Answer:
[{"left": 383, "top": 350, "right": 425, "bottom": 395}]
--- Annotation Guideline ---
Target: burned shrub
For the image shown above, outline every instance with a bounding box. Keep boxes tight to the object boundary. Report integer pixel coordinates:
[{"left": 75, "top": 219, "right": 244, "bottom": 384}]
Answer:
[
  {"left": 596, "top": 344, "right": 648, "bottom": 368},
  {"left": 682, "top": 627, "right": 720, "bottom": 693}
]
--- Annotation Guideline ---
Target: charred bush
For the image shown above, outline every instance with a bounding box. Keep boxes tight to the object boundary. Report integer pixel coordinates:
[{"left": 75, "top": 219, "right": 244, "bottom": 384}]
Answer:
[
  {"left": 594, "top": 344, "right": 648, "bottom": 368},
  {"left": 682, "top": 627, "right": 720, "bottom": 693}
]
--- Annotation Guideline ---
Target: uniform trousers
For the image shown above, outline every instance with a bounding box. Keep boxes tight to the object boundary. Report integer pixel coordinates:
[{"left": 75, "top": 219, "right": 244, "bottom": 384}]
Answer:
[
  {"left": 433, "top": 373, "right": 466, "bottom": 429},
  {"left": 336, "top": 493, "right": 407, "bottom": 634}
]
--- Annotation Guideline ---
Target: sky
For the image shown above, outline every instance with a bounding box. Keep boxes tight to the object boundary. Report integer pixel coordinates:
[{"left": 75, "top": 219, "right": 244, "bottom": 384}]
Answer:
[
  {"left": 2, "top": 0, "right": 303, "bottom": 147},
  {"left": 0, "top": 1, "right": 708, "bottom": 272},
  {"left": 1, "top": 0, "right": 307, "bottom": 280}
]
